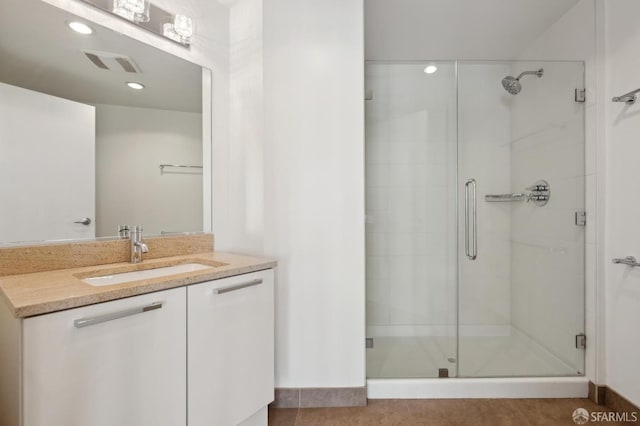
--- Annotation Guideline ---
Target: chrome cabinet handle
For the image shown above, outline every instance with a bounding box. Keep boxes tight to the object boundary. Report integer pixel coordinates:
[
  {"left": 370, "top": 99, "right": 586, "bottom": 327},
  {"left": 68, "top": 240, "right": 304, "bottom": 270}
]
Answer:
[
  {"left": 74, "top": 217, "right": 92, "bottom": 225},
  {"left": 74, "top": 302, "right": 163, "bottom": 328},
  {"left": 465, "top": 179, "right": 477, "bottom": 260},
  {"left": 213, "top": 278, "right": 263, "bottom": 294}
]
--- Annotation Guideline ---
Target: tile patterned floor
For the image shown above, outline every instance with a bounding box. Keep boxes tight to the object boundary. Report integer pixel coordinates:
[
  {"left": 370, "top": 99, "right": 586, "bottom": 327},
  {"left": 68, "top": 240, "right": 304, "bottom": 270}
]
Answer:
[{"left": 269, "top": 399, "right": 633, "bottom": 425}]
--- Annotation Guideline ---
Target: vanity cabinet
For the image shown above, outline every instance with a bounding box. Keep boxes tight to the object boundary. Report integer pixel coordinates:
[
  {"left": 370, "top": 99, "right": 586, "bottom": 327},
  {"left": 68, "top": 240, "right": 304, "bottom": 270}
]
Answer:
[
  {"left": 188, "top": 270, "right": 275, "bottom": 426},
  {"left": 0, "top": 268, "right": 275, "bottom": 426},
  {"left": 22, "top": 288, "right": 187, "bottom": 426}
]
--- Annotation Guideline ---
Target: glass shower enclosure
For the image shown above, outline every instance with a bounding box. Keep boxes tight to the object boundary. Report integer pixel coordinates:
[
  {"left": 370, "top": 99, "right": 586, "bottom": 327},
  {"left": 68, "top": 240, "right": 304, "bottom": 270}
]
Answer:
[{"left": 365, "top": 60, "right": 585, "bottom": 379}]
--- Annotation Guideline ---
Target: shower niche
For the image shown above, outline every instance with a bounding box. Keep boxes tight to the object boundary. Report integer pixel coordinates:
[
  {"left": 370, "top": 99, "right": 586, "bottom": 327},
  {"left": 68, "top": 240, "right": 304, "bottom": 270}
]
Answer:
[{"left": 365, "top": 61, "right": 586, "bottom": 379}]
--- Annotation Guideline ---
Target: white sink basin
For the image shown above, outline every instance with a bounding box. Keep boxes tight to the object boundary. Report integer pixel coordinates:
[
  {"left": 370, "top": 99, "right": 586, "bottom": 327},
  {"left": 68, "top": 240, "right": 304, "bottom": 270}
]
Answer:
[{"left": 82, "top": 263, "right": 215, "bottom": 287}]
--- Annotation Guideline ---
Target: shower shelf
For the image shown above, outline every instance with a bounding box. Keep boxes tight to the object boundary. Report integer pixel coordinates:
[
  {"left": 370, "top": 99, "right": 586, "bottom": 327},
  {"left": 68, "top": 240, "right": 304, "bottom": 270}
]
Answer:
[
  {"left": 485, "top": 193, "right": 528, "bottom": 202},
  {"left": 485, "top": 180, "right": 550, "bottom": 207},
  {"left": 485, "top": 192, "right": 550, "bottom": 205}
]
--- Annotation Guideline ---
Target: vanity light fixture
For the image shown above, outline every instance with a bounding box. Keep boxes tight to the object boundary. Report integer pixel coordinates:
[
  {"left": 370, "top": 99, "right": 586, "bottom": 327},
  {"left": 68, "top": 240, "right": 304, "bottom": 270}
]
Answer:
[
  {"left": 78, "top": 0, "right": 193, "bottom": 47},
  {"left": 163, "top": 14, "right": 194, "bottom": 45},
  {"left": 424, "top": 65, "right": 438, "bottom": 74},
  {"left": 112, "top": 0, "right": 150, "bottom": 23},
  {"left": 68, "top": 21, "right": 93, "bottom": 35},
  {"left": 126, "top": 82, "right": 145, "bottom": 90}
]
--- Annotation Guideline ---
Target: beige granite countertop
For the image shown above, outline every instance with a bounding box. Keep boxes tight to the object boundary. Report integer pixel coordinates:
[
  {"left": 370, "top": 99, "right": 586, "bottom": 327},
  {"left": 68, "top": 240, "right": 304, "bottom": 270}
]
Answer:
[{"left": 0, "top": 252, "right": 276, "bottom": 318}]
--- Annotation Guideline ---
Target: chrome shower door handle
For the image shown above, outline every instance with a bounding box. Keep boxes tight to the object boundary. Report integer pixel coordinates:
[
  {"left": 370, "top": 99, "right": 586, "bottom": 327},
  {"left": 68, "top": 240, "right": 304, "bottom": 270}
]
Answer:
[{"left": 465, "top": 179, "right": 477, "bottom": 260}]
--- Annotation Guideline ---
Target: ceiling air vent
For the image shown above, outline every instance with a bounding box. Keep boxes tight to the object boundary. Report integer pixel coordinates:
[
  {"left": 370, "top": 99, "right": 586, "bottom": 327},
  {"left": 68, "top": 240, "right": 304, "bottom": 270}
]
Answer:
[{"left": 82, "top": 50, "right": 141, "bottom": 73}]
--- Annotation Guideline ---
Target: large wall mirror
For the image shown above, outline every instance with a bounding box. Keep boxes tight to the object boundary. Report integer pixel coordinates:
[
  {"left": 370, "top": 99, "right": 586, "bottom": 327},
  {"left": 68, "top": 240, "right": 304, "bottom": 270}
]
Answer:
[{"left": 0, "top": 0, "right": 211, "bottom": 246}]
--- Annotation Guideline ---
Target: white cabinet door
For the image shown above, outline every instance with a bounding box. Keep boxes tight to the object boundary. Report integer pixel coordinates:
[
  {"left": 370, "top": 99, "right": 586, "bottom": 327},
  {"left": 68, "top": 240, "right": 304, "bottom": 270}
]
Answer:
[
  {"left": 188, "top": 270, "right": 274, "bottom": 426},
  {"left": 22, "top": 288, "right": 186, "bottom": 426}
]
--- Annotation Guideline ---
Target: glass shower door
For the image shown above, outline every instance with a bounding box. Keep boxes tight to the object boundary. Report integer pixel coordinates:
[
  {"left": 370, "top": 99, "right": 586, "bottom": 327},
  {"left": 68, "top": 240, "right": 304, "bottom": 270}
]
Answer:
[
  {"left": 456, "top": 61, "right": 586, "bottom": 377},
  {"left": 365, "top": 61, "right": 459, "bottom": 378}
]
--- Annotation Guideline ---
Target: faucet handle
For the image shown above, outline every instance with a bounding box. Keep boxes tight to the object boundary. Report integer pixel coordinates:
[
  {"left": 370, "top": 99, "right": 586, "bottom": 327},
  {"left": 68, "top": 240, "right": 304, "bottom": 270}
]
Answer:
[
  {"left": 118, "top": 225, "right": 130, "bottom": 239},
  {"left": 526, "top": 184, "right": 548, "bottom": 192},
  {"left": 133, "top": 225, "right": 143, "bottom": 233}
]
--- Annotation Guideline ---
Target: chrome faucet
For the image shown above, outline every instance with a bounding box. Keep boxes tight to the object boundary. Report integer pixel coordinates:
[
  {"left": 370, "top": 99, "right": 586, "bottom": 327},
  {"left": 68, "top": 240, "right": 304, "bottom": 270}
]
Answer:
[{"left": 130, "top": 225, "right": 149, "bottom": 264}]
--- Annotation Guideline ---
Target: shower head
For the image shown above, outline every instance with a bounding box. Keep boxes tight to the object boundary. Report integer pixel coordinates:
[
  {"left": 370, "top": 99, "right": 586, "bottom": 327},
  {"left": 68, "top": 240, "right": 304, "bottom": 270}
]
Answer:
[
  {"left": 502, "top": 76, "right": 521, "bottom": 95},
  {"left": 501, "top": 68, "right": 544, "bottom": 95}
]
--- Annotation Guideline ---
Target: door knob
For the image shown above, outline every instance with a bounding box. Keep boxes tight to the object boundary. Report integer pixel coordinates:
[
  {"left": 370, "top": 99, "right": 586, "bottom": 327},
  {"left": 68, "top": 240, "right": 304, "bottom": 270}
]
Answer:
[{"left": 74, "top": 217, "right": 92, "bottom": 226}]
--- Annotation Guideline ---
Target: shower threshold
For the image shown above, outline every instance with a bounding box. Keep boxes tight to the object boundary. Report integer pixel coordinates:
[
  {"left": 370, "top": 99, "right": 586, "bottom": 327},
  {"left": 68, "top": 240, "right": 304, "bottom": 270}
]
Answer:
[{"left": 367, "top": 377, "right": 589, "bottom": 399}]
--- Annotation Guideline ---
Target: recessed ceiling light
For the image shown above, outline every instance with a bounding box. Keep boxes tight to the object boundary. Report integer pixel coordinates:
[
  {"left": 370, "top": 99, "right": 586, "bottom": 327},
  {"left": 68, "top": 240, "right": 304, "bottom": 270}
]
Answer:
[
  {"left": 424, "top": 65, "right": 438, "bottom": 74},
  {"left": 68, "top": 21, "right": 93, "bottom": 35},
  {"left": 126, "top": 82, "right": 145, "bottom": 90}
]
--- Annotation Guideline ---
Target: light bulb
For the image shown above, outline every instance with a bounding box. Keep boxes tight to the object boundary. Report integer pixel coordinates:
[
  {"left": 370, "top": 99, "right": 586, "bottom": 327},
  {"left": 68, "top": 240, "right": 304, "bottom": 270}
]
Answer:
[
  {"left": 113, "top": 0, "right": 150, "bottom": 23},
  {"left": 424, "top": 65, "right": 438, "bottom": 74},
  {"left": 163, "top": 15, "right": 194, "bottom": 44},
  {"left": 126, "top": 82, "right": 145, "bottom": 90},
  {"left": 68, "top": 21, "right": 93, "bottom": 35}
]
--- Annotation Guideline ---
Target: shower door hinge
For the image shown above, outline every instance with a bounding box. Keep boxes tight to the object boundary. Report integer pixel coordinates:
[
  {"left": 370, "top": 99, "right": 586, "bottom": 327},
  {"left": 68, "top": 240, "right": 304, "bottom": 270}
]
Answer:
[
  {"left": 575, "top": 211, "right": 587, "bottom": 226},
  {"left": 365, "top": 90, "right": 373, "bottom": 101},
  {"left": 575, "top": 88, "right": 586, "bottom": 103},
  {"left": 366, "top": 337, "right": 374, "bottom": 348},
  {"left": 576, "top": 333, "right": 587, "bottom": 349}
]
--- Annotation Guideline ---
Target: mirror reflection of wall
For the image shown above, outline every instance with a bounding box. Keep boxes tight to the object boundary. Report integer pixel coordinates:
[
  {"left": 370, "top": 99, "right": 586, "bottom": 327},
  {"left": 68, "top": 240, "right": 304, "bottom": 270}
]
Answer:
[
  {"left": 95, "top": 104, "right": 203, "bottom": 237},
  {"left": 0, "top": 0, "right": 209, "bottom": 245}
]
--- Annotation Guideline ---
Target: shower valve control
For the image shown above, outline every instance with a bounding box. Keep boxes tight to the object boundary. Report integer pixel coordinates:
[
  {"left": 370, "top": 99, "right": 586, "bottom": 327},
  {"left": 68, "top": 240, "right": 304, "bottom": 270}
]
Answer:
[{"left": 526, "top": 180, "right": 550, "bottom": 207}]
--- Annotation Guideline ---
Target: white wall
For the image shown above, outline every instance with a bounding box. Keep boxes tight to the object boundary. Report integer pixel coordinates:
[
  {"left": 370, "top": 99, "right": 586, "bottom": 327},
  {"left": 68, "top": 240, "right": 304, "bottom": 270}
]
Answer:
[
  {"left": 215, "top": 0, "right": 265, "bottom": 255},
  {"left": 604, "top": 0, "right": 640, "bottom": 407},
  {"left": 95, "top": 104, "right": 203, "bottom": 237},
  {"left": 263, "top": 0, "right": 365, "bottom": 387}
]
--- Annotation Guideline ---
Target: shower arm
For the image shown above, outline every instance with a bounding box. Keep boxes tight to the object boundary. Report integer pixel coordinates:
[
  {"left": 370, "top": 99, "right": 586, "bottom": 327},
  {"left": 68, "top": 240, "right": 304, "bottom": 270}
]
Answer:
[{"left": 516, "top": 69, "right": 544, "bottom": 80}]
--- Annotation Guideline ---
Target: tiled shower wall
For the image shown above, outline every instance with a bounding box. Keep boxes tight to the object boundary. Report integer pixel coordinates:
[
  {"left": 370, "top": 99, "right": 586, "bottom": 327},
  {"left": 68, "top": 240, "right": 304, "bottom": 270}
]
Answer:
[
  {"left": 365, "top": 63, "right": 457, "bottom": 335},
  {"left": 365, "top": 61, "right": 584, "bottom": 376},
  {"left": 457, "top": 63, "right": 513, "bottom": 332},
  {"left": 509, "top": 61, "right": 586, "bottom": 372},
  {"left": 365, "top": 63, "right": 513, "bottom": 337}
]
